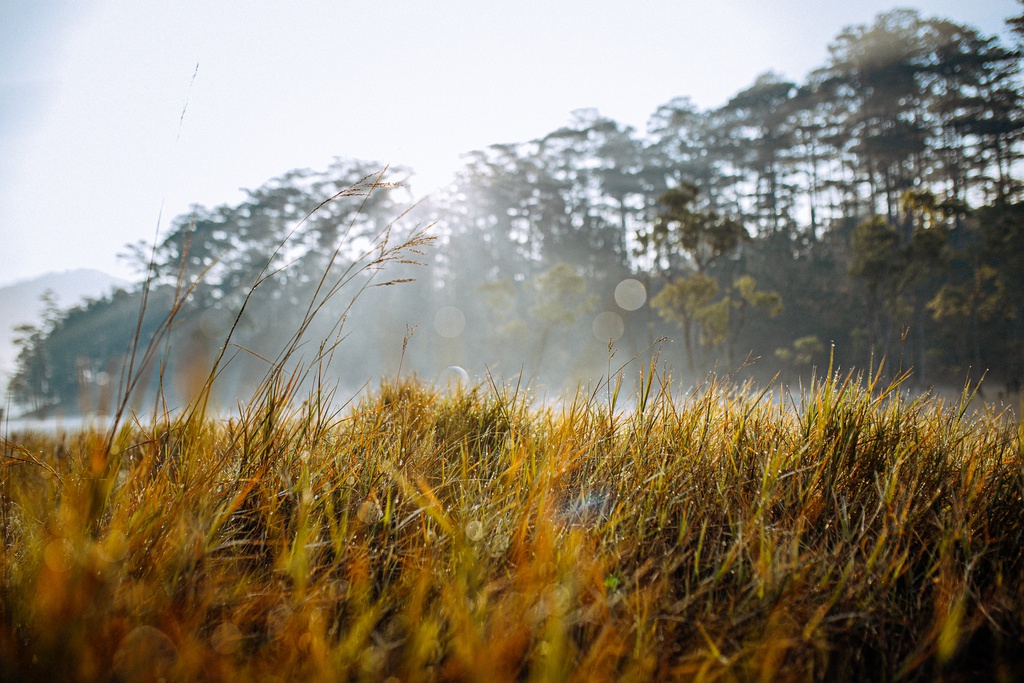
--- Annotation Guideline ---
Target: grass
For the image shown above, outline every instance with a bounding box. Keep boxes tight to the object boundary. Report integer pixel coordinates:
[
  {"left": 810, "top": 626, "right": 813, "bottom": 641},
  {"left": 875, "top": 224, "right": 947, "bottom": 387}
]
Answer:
[{"left": 1, "top": 364, "right": 1022, "bottom": 681}]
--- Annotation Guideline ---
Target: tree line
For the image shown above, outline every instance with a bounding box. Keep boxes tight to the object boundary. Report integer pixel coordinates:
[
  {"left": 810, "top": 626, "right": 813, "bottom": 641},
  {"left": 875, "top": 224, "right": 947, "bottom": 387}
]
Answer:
[{"left": 10, "top": 8, "right": 1024, "bottom": 413}]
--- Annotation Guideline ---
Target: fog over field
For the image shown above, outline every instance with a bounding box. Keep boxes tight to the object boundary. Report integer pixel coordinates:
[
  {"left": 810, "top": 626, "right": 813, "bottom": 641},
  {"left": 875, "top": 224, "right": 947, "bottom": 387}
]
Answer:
[{"left": 2, "top": 2, "right": 1022, "bottom": 417}]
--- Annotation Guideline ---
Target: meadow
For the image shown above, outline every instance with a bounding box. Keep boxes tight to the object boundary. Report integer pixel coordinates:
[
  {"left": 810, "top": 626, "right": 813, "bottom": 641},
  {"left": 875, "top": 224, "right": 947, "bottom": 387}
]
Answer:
[{"left": 1, "top": 361, "right": 1022, "bottom": 681}]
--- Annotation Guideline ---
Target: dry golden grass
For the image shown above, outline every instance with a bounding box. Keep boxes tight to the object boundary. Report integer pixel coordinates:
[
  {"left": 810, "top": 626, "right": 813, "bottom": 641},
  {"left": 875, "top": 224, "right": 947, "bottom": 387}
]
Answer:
[{"left": 2, "top": 366, "right": 1023, "bottom": 682}]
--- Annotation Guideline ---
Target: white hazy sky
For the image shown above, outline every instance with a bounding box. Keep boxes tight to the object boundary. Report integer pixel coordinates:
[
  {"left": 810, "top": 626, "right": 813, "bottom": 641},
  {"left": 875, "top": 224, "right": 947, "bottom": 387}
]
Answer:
[{"left": 0, "top": 0, "right": 1016, "bottom": 286}]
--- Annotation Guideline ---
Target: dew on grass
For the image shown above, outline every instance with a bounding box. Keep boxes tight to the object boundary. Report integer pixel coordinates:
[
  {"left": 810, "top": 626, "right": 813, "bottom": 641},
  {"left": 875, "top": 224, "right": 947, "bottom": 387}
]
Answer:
[
  {"left": 465, "top": 520, "right": 484, "bottom": 542},
  {"left": 561, "top": 490, "right": 614, "bottom": 527},
  {"left": 487, "top": 533, "right": 510, "bottom": 557},
  {"left": 327, "top": 579, "right": 349, "bottom": 600},
  {"left": 544, "top": 584, "right": 572, "bottom": 616},
  {"left": 529, "top": 584, "right": 571, "bottom": 622},
  {"left": 357, "top": 499, "right": 383, "bottom": 524},
  {"left": 614, "top": 278, "right": 647, "bottom": 310}
]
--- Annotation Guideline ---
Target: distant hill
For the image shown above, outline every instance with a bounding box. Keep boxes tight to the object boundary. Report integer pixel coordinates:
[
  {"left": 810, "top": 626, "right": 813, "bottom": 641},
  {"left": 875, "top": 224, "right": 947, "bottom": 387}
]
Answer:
[{"left": 0, "top": 269, "right": 132, "bottom": 399}]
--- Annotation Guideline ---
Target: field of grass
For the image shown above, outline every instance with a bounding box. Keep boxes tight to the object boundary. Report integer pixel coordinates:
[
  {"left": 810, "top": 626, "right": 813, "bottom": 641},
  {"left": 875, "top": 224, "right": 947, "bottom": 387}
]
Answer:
[
  {"left": 3, "top": 189, "right": 1023, "bottom": 681},
  {"left": 2, "top": 364, "right": 1022, "bottom": 682}
]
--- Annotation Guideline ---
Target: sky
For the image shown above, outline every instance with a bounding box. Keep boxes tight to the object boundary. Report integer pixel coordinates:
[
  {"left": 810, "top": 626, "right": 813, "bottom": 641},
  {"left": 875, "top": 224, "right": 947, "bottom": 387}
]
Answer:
[{"left": 0, "top": 0, "right": 1017, "bottom": 287}]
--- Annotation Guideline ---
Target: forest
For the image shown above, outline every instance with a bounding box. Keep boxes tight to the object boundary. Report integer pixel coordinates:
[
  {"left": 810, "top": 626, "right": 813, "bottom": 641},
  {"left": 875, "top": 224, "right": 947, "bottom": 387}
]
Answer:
[{"left": 9, "top": 8, "right": 1024, "bottom": 414}]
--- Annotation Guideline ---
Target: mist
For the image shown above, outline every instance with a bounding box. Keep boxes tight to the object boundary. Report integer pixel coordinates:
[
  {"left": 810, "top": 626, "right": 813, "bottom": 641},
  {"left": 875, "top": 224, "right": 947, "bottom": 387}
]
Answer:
[{"left": 7, "top": 8, "right": 1024, "bottom": 419}]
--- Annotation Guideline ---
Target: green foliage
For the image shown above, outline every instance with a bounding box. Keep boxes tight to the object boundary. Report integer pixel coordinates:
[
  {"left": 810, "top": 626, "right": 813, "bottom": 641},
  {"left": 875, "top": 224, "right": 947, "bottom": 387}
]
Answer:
[
  {"left": 650, "top": 273, "right": 718, "bottom": 328},
  {"left": 651, "top": 274, "right": 717, "bottom": 371},
  {"left": 637, "top": 183, "right": 749, "bottom": 274},
  {"left": 929, "top": 266, "right": 1009, "bottom": 324},
  {"left": 775, "top": 335, "right": 826, "bottom": 368},
  {"left": 850, "top": 216, "right": 903, "bottom": 287},
  {"left": 527, "top": 263, "right": 595, "bottom": 326},
  {"left": 720, "top": 275, "right": 783, "bottom": 363},
  {"left": 652, "top": 274, "right": 782, "bottom": 371}
]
